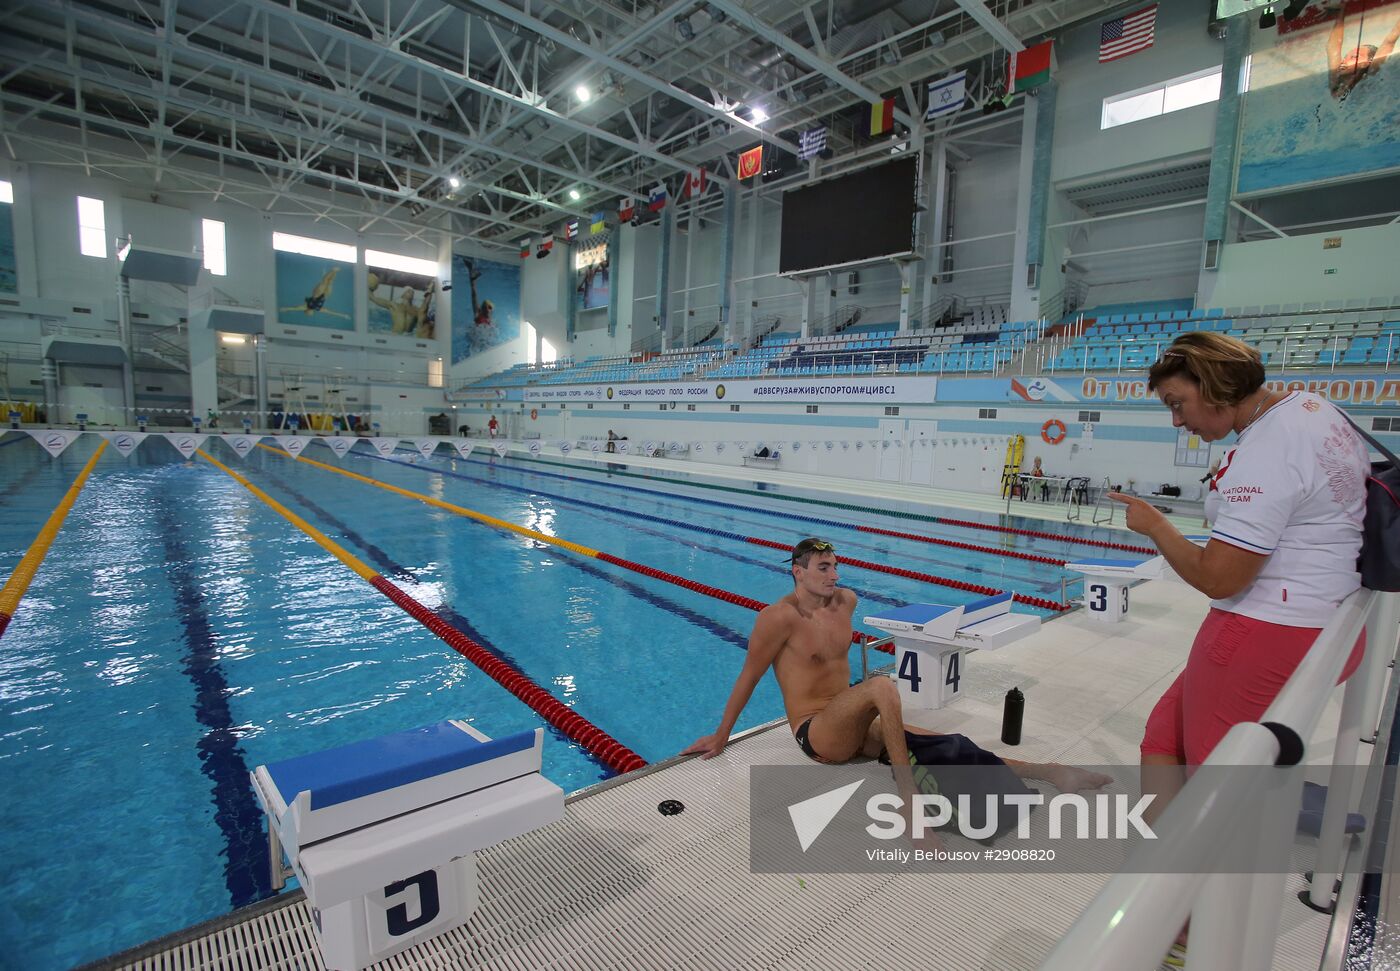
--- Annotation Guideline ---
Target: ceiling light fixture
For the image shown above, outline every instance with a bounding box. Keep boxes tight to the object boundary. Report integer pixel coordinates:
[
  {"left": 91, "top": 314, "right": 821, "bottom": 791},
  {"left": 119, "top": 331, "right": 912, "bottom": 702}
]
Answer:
[
  {"left": 575, "top": 84, "right": 592, "bottom": 103},
  {"left": 569, "top": 188, "right": 581, "bottom": 201},
  {"left": 220, "top": 334, "right": 246, "bottom": 345},
  {"left": 448, "top": 176, "right": 462, "bottom": 189},
  {"left": 750, "top": 106, "right": 768, "bottom": 124}
]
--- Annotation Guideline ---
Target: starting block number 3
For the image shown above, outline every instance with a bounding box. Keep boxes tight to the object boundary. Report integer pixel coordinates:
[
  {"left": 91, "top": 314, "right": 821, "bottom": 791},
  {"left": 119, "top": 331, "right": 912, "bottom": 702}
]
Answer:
[{"left": 1086, "top": 582, "right": 1130, "bottom": 620}]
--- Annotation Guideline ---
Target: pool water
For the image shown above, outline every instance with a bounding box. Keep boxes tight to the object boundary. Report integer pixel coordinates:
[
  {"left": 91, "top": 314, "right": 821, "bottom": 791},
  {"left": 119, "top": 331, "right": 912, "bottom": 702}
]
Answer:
[{"left": 0, "top": 433, "right": 1125, "bottom": 968}]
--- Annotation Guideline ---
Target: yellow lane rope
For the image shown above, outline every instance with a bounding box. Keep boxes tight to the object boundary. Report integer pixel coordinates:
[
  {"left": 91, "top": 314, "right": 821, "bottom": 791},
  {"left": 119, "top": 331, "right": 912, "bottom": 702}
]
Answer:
[
  {"left": 255, "top": 443, "right": 602, "bottom": 558},
  {"left": 0, "top": 440, "right": 109, "bottom": 635},
  {"left": 197, "top": 449, "right": 378, "bottom": 582}
]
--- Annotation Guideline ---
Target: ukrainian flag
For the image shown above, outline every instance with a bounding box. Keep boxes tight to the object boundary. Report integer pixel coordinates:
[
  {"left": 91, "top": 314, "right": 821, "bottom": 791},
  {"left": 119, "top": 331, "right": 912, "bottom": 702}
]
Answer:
[{"left": 590, "top": 211, "right": 606, "bottom": 234}]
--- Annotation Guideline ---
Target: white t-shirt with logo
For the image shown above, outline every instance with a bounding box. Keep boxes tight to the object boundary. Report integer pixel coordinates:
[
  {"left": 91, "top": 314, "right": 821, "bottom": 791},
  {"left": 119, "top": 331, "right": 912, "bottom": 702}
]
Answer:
[{"left": 1203, "top": 391, "right": 1368, "bottom": 627}]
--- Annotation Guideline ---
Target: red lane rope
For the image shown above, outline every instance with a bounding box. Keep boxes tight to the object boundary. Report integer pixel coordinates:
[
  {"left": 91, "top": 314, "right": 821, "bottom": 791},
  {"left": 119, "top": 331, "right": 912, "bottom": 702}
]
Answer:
[
  {"left": 932, "top": 515, "right": 1157, "bottom": 555},
  {"left": 739, "top": 538, "right": 1070, "bottom": 613},
  {"left": 370, "top": 575, "right": 647, "bottom": 774},
  {"left": 852, "top": 524, "right": 1069, "bottom": 567}
]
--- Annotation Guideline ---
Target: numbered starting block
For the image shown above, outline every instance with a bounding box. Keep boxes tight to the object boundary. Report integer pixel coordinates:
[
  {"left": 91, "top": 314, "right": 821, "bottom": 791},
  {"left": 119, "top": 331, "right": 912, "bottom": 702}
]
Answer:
[
  {"left": 251, "top": 721, "right": 564, "bottom": 971},
  {"left": 864, "top": 593, "right": 1041, "bottom": 710},
  {"left": 1065, "top": 556, "right": 1165, "bottom": 624}
]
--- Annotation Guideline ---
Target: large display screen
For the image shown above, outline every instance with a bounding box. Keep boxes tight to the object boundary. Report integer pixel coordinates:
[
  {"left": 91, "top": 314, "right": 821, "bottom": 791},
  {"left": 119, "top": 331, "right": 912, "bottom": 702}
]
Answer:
[{"left": 778, "top": 156, "right": 918, "bottom": 274}]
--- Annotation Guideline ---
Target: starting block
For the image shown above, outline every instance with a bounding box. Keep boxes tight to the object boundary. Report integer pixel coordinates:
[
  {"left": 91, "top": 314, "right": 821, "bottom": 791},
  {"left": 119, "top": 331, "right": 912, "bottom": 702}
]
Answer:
[
  {"left": 251, "top": 720, "right": 564, "bottom": 971},
  {"left": 864, "top": 593, "right": 1040, "bottom": 710},
  {"left": 1065, "top": 556, "right": 1165, "bottom": 623}
]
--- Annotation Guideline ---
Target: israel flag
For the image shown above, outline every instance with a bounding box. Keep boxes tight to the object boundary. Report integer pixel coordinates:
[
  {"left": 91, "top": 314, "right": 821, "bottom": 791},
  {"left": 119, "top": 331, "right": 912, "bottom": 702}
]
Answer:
[{"left": 925, "top": 70, "right": 967, "bottom": 120}]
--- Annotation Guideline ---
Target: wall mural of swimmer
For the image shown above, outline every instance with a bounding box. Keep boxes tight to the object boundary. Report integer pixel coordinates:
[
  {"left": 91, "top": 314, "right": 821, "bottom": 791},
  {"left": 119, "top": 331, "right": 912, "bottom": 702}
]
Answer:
[
  {"left": 275, "top": 250, "right": 355, "bottom": 329},
  {"left": 0, "top": 199, "right": 16, "bottom": 294},
  {"left": 450, "top": 254, "right": 521, "bottom": 364},
  {"left": 367, "top": 267, "right": 437, "bottom": 339},
  {"left": 1238, "top": 0, "right": 1400, "bottom": 194}
]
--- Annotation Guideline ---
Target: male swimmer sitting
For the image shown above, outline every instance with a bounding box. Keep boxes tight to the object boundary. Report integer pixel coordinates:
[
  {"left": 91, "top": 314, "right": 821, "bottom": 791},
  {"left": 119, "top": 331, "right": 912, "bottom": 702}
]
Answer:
[{"left": 683, "top": 537, "right": 1110, "bottom": 813}]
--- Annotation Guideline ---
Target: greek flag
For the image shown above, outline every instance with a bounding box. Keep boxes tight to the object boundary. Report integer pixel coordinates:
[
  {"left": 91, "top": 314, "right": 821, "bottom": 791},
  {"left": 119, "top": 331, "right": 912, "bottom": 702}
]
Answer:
[
  {"left": 925, "top": 70, "right": 967, "bottom": 120},
  {"left": 797, "top": 125, "right": 827, "bottom": 161}
]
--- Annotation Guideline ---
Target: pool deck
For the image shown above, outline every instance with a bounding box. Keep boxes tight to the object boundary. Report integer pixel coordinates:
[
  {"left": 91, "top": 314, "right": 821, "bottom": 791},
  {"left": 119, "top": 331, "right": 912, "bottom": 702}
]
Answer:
[{"left": 90, "top": 470, "right": 1365, "bottom": 971}]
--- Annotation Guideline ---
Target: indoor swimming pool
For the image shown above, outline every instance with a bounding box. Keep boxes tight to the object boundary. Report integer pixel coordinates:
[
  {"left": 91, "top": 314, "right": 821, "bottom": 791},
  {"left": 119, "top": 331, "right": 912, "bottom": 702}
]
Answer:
[{"left": 0, "top": 433, "right": 1153, "bottom": 969}]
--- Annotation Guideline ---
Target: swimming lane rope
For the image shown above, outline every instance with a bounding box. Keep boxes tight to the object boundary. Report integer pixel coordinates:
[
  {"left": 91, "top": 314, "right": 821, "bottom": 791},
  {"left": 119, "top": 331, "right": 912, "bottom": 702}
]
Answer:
[
  {"left": 269, "top": 446, "right": 1070, "bottom": 628},
  {"left": 365, "top": 451, "right": 1070, "bottom": 594},
  {"left": 0, "top": 440, "right": 107, "bottom": 640},
  {"left": 497, "top": 452, "right": 1159, "bottom": 556},
  {"left": 199, "top": 449, "right": 646, "bottom": 775}
]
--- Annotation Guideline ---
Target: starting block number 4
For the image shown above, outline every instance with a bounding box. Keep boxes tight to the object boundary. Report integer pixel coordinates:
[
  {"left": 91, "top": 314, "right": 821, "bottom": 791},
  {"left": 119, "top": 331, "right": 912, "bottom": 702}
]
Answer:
[
  {"left": 1085, "top": 582, "right": 1130, "bottom": 622},
  {"left": 895, "top": 646, "right": 965, "bottom": 709}
]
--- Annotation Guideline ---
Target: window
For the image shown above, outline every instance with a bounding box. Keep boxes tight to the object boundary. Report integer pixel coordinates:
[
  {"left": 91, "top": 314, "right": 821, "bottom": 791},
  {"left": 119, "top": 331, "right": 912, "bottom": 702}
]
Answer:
[
  {"left": 201, "top": 219, "right": 227, "bottom": 276},
  {"left": 271, "top": 231, "right": 355, "bottom": 263},
  {"left": 730, "top": 404, "right": 740, "bottom": 412},
  {"left": 525, "top": 321, "right": 536, "bottom": 364},
  {"left": 978, "top": 408, "right": 998, "bottom": 419},
  {"left": 1374, "top": 417, "right": 1394, "bottom": 432},
  {"left": 1078, "top": 410, "right": 1102, "bottom": 423},
  {"left": 77, "top": 196, "right": 107, "bottom": 258},
  {"left": 884, "top": 406, "right": 900, "bottom": 416},
  {"left": 428, "top": 358, "right": 443, "bottom": 389},
  {"left": 1102, "top": 66, "right": 1221, "bottom": 130},
  {"left": 806, "top": 405, "right": 819, "bottom": 414},
  {"left": 365, "top": 249, "right": 437, "bottom": 277},
  {"left": 687, "top": 404, "right": 696, "bottom": 411},
  {"left": 0, "top": 180, "right": 12, "bottom": 204}
]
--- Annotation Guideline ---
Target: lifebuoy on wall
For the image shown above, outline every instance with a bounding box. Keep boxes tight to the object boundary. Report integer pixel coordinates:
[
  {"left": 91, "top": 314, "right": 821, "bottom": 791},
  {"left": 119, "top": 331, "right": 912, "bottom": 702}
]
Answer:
[
  {"left": 530, "top": 408, "right": 538, "bottom": 420},
  {"left": 1041, "top": 418, "right": 1067, "bottom": 445}
]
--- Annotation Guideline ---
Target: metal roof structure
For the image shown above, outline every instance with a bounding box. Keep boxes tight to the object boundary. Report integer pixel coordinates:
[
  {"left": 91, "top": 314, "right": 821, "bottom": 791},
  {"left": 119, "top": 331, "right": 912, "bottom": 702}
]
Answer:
[{"left": 0, "top": 0, "right": 1124, "bottom": 253}]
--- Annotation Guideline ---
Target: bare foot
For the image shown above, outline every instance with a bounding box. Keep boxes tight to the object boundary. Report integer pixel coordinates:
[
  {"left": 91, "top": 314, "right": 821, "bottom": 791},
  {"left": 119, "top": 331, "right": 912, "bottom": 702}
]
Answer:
[{"left": 1041, "top": 764, "right": 1113, "bottom": 793}]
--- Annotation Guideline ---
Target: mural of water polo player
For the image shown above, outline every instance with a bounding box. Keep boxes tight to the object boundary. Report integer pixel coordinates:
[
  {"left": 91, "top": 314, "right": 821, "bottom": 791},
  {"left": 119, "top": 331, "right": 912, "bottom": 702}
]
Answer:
[
  {"left": 576, "top": 250, "right": 611, "bottom": 311},
  {"left": 366, "top": 269, "right": 436, "bottom": 338},
  {"left": 450, "top": 254, "right": 521, "bottom": 362},
  {"left": 1321, "top": 0, "right": 1400, "bottom": 97}
]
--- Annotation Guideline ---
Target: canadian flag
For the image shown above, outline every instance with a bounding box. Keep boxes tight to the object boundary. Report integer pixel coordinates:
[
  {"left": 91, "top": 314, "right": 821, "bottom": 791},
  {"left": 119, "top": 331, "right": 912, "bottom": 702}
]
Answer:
[{"left": 683, "top": 167, "right": 708, "bottom": 199}]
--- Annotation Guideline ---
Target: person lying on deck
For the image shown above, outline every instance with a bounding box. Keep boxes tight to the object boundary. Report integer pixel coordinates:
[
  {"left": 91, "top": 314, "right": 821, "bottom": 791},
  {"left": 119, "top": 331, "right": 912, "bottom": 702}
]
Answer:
[{"left": 682, "top": 537, "right": 1111, "bottom": 807}]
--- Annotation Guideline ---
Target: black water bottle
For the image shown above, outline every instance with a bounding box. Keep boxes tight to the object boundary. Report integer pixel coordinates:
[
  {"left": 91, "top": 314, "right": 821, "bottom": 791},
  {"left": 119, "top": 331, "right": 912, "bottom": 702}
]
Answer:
[{"left": 1001, "top": 687, "right": 1024, "bottom": 746}]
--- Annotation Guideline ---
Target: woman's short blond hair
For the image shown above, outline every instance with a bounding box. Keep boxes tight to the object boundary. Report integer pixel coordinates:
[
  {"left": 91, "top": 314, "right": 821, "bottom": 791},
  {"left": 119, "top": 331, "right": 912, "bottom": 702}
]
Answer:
[{"left": 1147, "top": 331, "right": 1265, "bottom": 407}]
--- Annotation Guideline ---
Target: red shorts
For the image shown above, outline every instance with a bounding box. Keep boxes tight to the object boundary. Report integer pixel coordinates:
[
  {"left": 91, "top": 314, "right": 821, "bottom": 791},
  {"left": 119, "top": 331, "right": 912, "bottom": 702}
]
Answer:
[{"left": 1141, "top": 608, "right": 1365, "bottom": 765}]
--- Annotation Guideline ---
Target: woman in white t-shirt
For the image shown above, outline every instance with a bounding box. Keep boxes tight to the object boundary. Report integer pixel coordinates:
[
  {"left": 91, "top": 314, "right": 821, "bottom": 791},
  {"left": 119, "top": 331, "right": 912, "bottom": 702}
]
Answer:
[{"left": 1109, "top": 332, "right": 1368, "bottom": 813}]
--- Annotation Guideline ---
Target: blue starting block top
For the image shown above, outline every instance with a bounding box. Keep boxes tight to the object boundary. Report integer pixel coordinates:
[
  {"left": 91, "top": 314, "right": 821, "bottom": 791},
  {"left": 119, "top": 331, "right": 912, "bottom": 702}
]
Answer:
[
  {"left": 265, "top": 721, "right": 536, "bottom": 811},
  {"left": 1069, "top": 557, "right": 1150, "bottom": 569}
]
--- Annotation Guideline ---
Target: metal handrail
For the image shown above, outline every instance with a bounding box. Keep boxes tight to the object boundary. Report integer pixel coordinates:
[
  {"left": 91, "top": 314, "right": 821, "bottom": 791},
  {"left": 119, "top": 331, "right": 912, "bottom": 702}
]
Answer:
[{"left": 1039, "top": 589, "right": 1391, "bottom": 971}]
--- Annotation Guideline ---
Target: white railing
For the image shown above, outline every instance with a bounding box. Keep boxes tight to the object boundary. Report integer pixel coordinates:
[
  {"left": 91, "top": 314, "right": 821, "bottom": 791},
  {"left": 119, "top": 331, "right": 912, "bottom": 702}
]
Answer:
[{"left": 1040, "top": 588, "right": 1399, "bottom": 971}]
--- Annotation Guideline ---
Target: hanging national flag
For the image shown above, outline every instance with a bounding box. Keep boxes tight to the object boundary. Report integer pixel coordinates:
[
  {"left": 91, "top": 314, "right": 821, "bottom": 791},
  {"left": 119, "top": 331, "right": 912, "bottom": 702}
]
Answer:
[
  {"left": 797, "top": 125, "right": 827, "bottom": 161},
  {"left": 564, "top": 218, "right": 579, "bottom": 241},
  {"left": 1099, "top": 5, "right": 1156, "bottom": 63},
  {"left": 618, "top": 197, "right": 635, "bottom": 223},
  {"left": 519, "top": 237, "right": 532, "bottom": 259},
  {"left": 925, "top": 70, "right": 967, "bottom": 120},
  {"left": 536, "top": 234, "right": 553, "bottom": 258},
  {"left": 868, "top": 96, "right": 895, "bottom": 137},
  {"left": 648, "top": 183, "right": 668, "bottom": 212},
  {"left": 683, "top": 167, "right": 708, "bottom": 199},
  {"left": 590, "top": 211, "right": 606, "bottom": 234},
  {"left": 1012, "top": 39, "right": 1054, "bottom": 92},
  {"left": 737, "top": 145, "right": 763, "bottom": 180}
]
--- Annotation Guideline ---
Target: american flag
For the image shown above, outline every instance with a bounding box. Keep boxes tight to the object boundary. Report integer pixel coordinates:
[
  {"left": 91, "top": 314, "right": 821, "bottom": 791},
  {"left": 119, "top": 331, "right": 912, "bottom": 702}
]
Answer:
[
  {"left": 797, "top": 125, "right": 827, "bottom": 161},
  {"left": 1099, "top": 4, "right": 1156, "bottom": 63}
]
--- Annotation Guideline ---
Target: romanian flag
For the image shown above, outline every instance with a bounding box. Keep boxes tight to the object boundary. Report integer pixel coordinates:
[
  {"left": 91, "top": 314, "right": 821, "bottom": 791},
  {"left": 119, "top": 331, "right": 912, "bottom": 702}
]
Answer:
[
  {"left": 618, "top": 197, "right": 635, "bottom": 223},
  {"left": 1012, "top": 40, "right": 1053, "bottom": 93},
  {"left": 737, "top": 145, "right": 763, "bottom": 180},
  {"left": 590, "top": 211, "right": 606, "bottom": 234},
  {"left": 519, "top": 237, "right": 532, "bottom": 259},
  {"left": 869, "top": 96, "right": 895, "bottom": 137}
]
